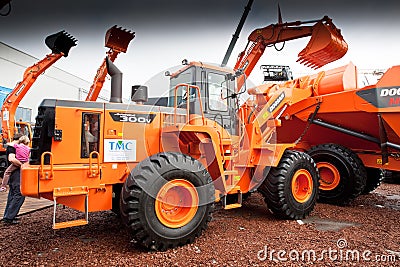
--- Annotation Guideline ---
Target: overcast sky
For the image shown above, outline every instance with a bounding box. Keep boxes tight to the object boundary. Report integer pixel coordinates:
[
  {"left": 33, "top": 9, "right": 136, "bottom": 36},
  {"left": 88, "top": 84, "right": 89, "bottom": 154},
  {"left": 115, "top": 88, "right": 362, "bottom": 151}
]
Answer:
[{"left": 1, "top": 0, "right": 400, "bottom": 97}]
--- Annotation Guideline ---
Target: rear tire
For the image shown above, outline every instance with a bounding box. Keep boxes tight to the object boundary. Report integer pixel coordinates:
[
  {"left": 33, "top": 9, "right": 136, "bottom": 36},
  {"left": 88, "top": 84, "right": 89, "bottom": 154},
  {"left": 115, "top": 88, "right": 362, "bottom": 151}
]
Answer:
[
  {"left": 120, "top": 152, "right": 215, "bottom": 251},
  {"left": 259, "top": 150, "right": 319, "bottom": 220},
  {"left": 362, "top": 168, "right": 383, "bottom": 194},
  {"left": 308, "top": 144, "right": 367, "bottom": 205}
]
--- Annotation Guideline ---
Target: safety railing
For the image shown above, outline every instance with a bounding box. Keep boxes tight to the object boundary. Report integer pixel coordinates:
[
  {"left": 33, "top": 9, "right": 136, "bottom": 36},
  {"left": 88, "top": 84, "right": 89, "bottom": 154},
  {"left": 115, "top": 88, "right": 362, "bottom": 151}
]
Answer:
[
  {"left": 40, "top": 151, "right": 54, "bottom": 179},
  {"left": 88, "top": 151, "right": 100, "bottom": 178}
]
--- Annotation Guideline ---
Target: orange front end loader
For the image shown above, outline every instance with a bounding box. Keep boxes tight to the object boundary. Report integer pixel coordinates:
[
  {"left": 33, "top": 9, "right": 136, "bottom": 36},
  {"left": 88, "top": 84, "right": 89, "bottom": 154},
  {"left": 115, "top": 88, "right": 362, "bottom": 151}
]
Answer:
[
  {"left": 21, "top": 58, "right": 321, "bottom": 250},
  {"left": 20, "top": 13, "right": 348, "bottom": 251}
]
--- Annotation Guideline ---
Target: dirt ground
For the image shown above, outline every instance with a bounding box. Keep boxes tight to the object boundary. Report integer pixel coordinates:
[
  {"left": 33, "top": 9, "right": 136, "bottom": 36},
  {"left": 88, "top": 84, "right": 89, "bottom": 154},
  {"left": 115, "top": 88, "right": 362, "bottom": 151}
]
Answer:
[{"left": 1, "top": 183, "right": 399, "bottom": 266}]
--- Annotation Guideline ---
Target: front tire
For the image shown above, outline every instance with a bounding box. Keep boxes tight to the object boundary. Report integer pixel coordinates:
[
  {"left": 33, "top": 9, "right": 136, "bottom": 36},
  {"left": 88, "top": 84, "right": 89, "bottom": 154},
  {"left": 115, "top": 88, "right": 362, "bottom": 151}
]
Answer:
[
  {"left": 308, "top": 144, "right": 367, "bottom": 205},
  {"left": 120, "top": 152, "right": 215, "bottom": 251},
  {"left": 259, "top": 150, "right": 319, "bottom": 220}
]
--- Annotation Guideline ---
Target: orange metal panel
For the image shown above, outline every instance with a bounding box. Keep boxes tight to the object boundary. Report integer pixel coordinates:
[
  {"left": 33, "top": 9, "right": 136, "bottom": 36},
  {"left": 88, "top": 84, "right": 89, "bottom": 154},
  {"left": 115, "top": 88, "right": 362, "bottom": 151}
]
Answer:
[
  {"left": 20, "top": 165, "right": 40, "bottom": 198},
  {"left": 315, "top": 62, "right": 357, "bottom": 95},
  {"left": 52, "top": 105, "right": 104, "bottom": 165},
  {"left": 376, "top": 65, "right": 400, "bottom": 87}
]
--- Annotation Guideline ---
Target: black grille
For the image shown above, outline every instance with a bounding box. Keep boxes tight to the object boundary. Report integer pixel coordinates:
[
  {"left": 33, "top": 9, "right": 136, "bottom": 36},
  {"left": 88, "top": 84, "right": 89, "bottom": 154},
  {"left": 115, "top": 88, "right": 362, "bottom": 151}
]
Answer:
[{"left": 30, "top": 101, "right": 56, "bottom": 165}]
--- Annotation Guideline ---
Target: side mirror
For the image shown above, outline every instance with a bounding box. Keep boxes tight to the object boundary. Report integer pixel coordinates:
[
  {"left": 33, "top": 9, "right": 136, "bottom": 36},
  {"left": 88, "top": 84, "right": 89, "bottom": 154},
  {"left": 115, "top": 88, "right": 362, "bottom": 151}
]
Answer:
[{"left": 226, "top": 69, "right": 244, "bottom": 81}]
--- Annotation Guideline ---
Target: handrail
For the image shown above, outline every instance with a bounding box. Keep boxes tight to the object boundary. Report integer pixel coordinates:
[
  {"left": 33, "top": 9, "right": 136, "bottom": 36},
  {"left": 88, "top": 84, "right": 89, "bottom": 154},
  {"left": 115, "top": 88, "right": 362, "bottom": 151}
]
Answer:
[
  {"left": 40, "top": 151, "right": 54, "bottom": 179},
  {"left": 88, "top": 151, "right": 100, "bottom": 177}
]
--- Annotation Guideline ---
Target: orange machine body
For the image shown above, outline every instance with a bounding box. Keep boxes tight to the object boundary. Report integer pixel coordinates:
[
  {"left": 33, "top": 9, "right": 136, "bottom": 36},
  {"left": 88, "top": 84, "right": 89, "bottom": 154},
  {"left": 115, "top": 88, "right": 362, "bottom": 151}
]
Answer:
[
  {"left": 260, "top": 63, "right": 400, "bottom": 171},
  {"left": 20, "top": 61, "right": 311, "bottom": 214},
  {"left": 20, "top": 14, "right": 348, "bottom": 232}
]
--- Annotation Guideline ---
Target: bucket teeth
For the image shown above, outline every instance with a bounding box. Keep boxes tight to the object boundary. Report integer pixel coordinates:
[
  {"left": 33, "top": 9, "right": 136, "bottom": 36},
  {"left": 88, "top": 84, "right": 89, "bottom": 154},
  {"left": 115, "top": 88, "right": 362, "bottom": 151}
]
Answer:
[
  {"left": 61, "top": 31, "right": 78, "bottom": 45},
  {"left": 297, "top": 21, "right": 348, "bottom": 69}
]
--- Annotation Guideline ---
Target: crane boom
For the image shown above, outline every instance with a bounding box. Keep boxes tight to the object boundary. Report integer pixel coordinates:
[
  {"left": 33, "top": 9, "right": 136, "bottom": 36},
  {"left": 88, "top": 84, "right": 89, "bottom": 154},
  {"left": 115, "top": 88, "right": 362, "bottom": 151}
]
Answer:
[
  {"left": 85, "top": 25, "right": 134, "bottom": 101},
  {"left": 1, "top": 31, "right": 76, "bottom": 143},
  {"left": 221, "top": 0, "right": 254, "bottom": 67},
  {"left": 1, "top": 53, "right": 62, "bottom": 142},
  {"left": 85, "top": 50, "right": 119, "bottom": 101},
  {"left": 234, "top": 16, "right": 347, "bottom": 91}
]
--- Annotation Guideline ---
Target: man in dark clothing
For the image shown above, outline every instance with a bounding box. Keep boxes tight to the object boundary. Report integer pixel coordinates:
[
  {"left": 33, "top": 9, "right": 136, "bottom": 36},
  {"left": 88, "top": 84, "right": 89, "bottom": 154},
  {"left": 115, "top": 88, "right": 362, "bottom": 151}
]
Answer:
[{"left": 2, "top": 133, "right": 25, "bottom": 224}]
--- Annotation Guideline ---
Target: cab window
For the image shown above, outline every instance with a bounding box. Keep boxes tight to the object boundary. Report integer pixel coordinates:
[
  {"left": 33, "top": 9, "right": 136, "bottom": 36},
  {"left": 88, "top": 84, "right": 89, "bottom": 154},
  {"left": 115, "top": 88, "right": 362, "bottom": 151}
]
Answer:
[
  {"left": 81, "top": 113, "right": 100, "bottom": 158},
  {"left": 208, "top": 72, "right": 228, "bottom": 111},
  {"left": 168, "top": 67, "right": 194, "bottom": 107}
]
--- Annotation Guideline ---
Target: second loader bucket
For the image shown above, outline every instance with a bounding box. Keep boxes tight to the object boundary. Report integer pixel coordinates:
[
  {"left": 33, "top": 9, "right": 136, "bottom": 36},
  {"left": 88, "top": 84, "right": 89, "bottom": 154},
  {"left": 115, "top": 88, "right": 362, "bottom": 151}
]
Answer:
[
  {"left": 297, "top": 20, "right": 348, "bottom": 69},
  {"left": 105, "top": 25, "right": 135, "bottom": 53},
  {"left": 45, "top": 31, "right": 77, "bottom": 57}
]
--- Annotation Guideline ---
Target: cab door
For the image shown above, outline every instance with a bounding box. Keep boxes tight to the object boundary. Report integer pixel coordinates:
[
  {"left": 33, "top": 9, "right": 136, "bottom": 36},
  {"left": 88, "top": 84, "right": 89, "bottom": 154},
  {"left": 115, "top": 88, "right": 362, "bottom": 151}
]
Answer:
[{"left": 203, "top": 70, "right": 238, "bottom": 136}]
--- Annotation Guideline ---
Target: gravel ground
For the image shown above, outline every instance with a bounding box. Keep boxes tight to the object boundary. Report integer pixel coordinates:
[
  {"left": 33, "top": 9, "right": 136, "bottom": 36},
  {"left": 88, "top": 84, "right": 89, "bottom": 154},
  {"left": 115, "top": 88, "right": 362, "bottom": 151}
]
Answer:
[{"left": 1, "top": 183, "right": 399, "bottom": 266}]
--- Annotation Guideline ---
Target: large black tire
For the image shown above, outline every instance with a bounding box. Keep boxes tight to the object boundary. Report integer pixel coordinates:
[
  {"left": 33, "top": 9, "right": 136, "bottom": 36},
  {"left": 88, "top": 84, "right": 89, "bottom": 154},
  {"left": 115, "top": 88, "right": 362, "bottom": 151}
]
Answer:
[
  {"left": 120, "top": 152, "right": 215, "bottom": 251},
  {"left": 362, "top": 168, "right": 384, "bottom": 194},
  {"left": 308, "top": 144, "right": 367, "bottom": 205},
  {"left": 259, "top": 150, "right": 319, "bottom": 220}
]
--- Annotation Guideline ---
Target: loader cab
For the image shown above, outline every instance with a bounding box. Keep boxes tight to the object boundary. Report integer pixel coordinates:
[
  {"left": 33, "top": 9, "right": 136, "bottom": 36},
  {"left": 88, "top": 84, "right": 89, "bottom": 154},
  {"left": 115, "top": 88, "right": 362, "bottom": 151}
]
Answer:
[{"left": 168, "top": 62, "right": 239, "bottom": 135}]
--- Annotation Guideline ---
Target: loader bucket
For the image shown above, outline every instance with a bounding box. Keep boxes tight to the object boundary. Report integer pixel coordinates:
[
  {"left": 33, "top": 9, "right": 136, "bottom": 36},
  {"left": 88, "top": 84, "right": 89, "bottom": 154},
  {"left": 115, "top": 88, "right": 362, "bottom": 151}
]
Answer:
[
  {"left": 45, "top": 31, "right": 77, "bottom": 57},
  {"left": 105, "top": 25, "right": 135, "bottom": 53},
  {"left": 297, "top": 21, "right": 348, "bottom": 69}
]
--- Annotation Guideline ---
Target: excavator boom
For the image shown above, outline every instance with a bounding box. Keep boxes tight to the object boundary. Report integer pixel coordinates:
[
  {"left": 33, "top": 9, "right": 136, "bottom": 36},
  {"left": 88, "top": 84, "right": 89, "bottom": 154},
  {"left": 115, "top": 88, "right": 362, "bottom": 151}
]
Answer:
[
  {"left": 85, "top": 25, "right": 134, "bottom": 101},
  {"left": 1, "top": 31, "right": 76, "bottom": 142},
  {"left": 235, "top": 16, "right": 347, "bottom": 91}
]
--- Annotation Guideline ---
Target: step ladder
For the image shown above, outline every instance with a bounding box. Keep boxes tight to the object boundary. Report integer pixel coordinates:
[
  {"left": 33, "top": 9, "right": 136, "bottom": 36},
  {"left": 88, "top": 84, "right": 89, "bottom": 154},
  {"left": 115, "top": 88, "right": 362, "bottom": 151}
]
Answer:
[
  {"left": 53, "top": 187, "right": 89, "bottom": 229},
  {"left": 222, "top": 185, "right": 243, "bottom": 210},
  {"left": 220, "top": 137, "right": 243, "bottom": 209}
]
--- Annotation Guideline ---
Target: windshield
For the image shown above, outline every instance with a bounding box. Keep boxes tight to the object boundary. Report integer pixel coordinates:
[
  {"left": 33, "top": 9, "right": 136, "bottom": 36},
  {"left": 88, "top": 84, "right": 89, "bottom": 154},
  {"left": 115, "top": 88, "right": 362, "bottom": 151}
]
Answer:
[{"left": 168, "top": 67, "right": 194, "bottom": 107}]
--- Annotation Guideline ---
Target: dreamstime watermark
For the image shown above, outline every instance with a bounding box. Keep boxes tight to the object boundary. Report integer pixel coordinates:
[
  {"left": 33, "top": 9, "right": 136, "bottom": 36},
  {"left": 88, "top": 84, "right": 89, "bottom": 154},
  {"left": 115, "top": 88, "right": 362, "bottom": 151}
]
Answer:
[{"left": 257, "top": 238, "right": 397, "bottom": 263}]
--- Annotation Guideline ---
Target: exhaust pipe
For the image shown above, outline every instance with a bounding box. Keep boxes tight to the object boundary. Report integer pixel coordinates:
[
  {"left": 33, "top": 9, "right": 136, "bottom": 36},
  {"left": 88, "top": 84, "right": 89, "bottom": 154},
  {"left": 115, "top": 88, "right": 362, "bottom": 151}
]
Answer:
[{"left": 106, "top": 57, "right": 123, "bottom": 103}]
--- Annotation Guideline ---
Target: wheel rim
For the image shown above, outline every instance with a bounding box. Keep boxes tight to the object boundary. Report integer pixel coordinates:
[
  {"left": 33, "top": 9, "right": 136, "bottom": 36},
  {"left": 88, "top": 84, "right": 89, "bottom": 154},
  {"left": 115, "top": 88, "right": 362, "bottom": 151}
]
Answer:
[
  {"left": 317, "top": 162, "right": 341, "bottom": 190},
  {"left": 291, "top": 169, "right": 313, "bottom": 203},
  {"left": 155, "top": 179, "right": 199, "bottom": 228}
]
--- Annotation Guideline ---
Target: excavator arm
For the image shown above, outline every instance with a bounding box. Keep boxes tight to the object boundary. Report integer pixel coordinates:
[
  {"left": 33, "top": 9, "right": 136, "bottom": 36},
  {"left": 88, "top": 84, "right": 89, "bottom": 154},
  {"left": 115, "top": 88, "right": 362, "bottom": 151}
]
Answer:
[
  {"left": 234, "top": 16, "right": 348, "bottom": 91},
  {"left": 1, "top": 31, "right": 76, "bottom": 142},
  {"left": 85, "top": 25, "right": 134, "bottom": 101}
]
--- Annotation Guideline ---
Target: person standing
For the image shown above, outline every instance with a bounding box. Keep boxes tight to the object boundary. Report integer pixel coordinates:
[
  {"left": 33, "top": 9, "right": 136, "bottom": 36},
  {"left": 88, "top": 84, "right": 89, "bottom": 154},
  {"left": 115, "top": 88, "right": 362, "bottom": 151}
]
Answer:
[
  {"left": 1, "top": 135, "right": 30, "bottom": 191},
  {"left": 2, "top": 133, "right": 25, "bottom": 225}
]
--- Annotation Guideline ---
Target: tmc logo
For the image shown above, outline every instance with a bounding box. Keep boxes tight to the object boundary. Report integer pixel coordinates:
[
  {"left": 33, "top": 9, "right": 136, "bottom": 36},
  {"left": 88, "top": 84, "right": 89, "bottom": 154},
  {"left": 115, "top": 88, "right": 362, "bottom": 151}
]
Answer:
[{"left": 109, "top": 140, "right": 134, "bottom": 151}]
